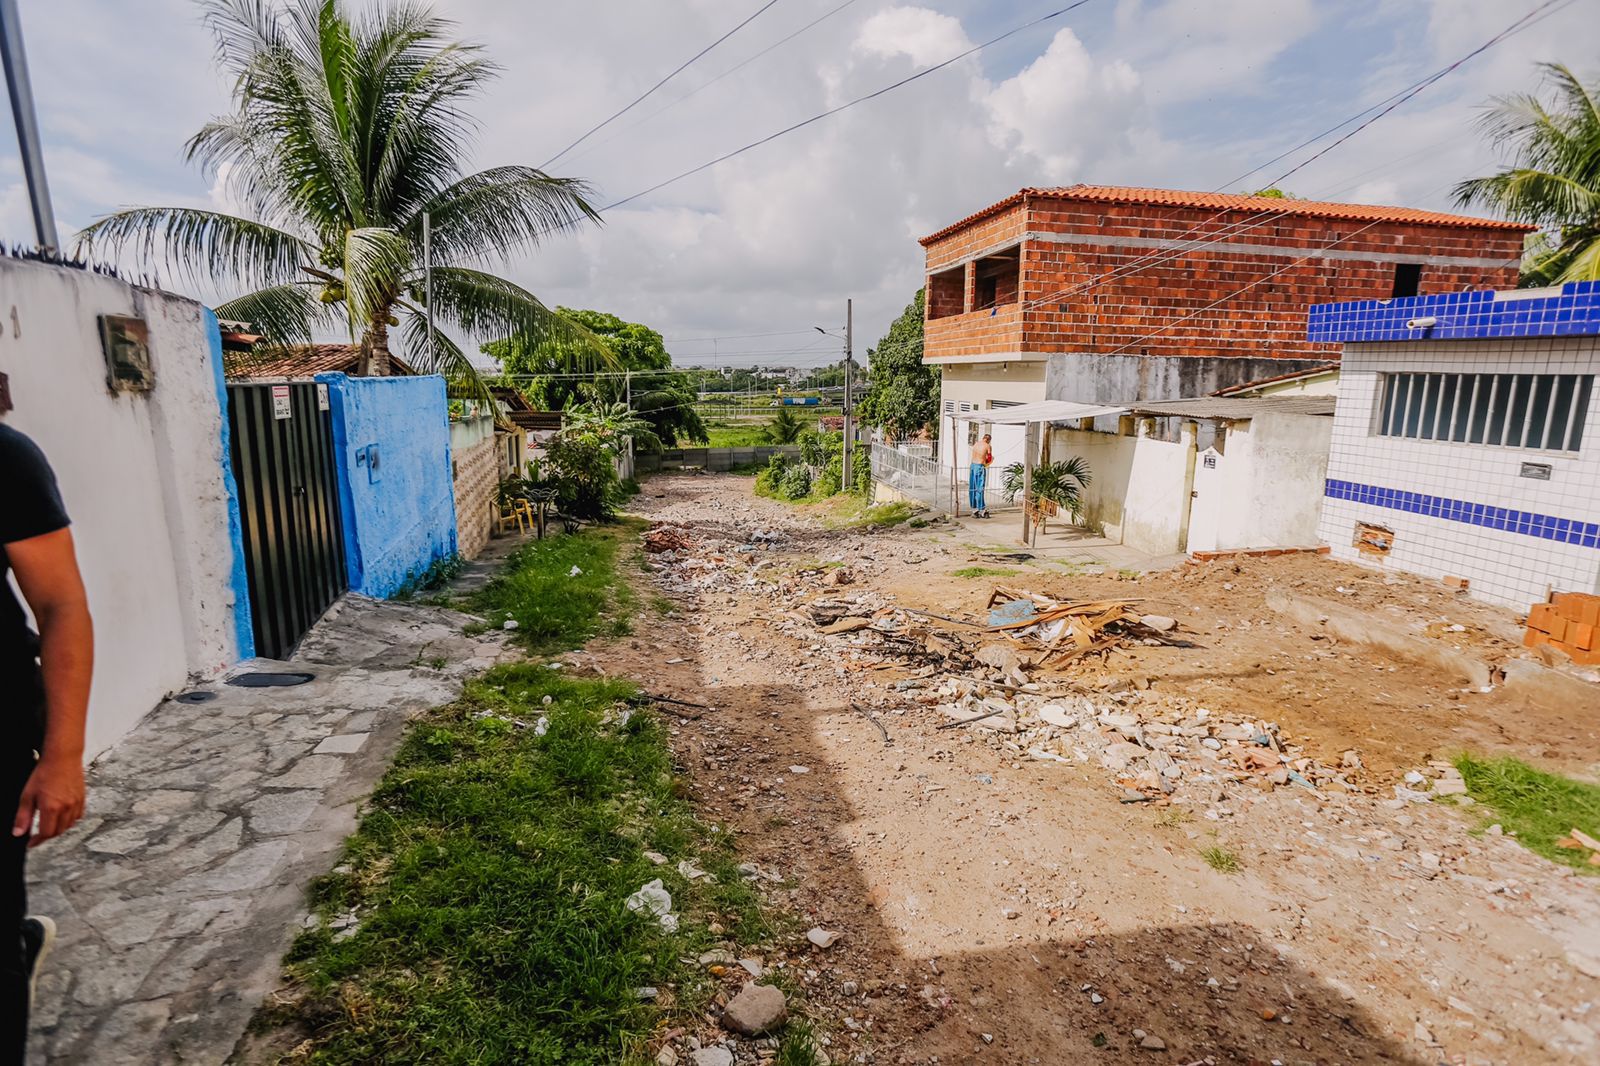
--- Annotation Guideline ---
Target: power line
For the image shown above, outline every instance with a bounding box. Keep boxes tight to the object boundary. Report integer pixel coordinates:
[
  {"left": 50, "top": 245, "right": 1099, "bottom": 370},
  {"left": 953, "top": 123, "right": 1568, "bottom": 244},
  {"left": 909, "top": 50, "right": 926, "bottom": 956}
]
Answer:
[
  {"left": 1004, "top": 0, "right": 1567, "bottom": 317},
  {"left": 561, "top": 0, "right": 862, "bottom": 170},
  {"left": 541, "top": 0, "right": 785, "bottom": 169},
  {"left": 600, "top": 0, "right": 1101, "bottom": 212}
]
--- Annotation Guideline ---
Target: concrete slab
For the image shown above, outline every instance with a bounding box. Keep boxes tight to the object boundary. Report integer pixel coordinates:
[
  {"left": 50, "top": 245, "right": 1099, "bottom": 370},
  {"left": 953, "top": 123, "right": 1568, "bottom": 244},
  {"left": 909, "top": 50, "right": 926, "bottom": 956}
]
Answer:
[
  {"left": 27, "top": 594, "right": 513, "bottom": 1065},
  {"left": 941, "top": 509, "right": 1189, "bottom": 573}
]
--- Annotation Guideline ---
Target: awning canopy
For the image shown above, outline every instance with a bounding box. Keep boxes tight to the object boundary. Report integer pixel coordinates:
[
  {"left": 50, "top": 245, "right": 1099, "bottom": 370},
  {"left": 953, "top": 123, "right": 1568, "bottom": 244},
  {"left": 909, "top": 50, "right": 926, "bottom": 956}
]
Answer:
[{"left": 949, "top": 400, "right": 1127, "bottom": 425}]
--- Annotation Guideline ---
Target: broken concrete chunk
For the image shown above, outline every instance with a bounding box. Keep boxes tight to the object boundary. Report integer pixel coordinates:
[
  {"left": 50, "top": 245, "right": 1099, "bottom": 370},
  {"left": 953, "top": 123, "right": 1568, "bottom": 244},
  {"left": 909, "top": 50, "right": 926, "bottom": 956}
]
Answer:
[
  {"left": 807, "top": 927, "right": 841, "bottom": 948},
  {"left": 1139, "top": 615, "right": 1177, "bottom": 632},
  {"left": 723, "top": 983, "right": 787, "bottom": 1035}
]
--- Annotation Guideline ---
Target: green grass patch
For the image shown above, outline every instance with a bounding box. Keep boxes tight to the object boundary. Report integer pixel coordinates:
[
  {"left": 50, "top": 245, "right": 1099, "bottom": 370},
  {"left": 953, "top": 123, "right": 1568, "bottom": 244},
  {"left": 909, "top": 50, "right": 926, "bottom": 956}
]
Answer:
[
  {"left": 703, "top": 423, "right": 770, "bottom": 448},
  {"left": 276, "top": 666, "right": 786, "bottom": 1064},
  {"left": 467, "top": 523, "right": 641, "bottom": 654},
  {"left": 1456, "top": 754, "right": 1600, "bottom": 873},
  {"left": 951, "top": 566, "right": 1019, "bottom": 579},
  {"left": 815, "top": 497, "right": 918, "bottom": 529},
  {"left": 1201, "top": 846, "right": 1241, "bottom": 873}
]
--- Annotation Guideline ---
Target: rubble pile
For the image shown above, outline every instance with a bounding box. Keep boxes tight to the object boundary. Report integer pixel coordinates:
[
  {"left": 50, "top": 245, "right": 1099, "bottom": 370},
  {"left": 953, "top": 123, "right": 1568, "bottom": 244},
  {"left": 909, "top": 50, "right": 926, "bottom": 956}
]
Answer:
[{"left": 915, "top": 679, "right": 1359, "bottom": 802}]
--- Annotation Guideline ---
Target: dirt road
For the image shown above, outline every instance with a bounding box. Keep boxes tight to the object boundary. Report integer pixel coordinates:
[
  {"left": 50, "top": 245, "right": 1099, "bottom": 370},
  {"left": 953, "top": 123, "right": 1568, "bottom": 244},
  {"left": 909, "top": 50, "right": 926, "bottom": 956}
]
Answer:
[{"left": 586, "top": 473, "right": 1600, "bottom": 1065}]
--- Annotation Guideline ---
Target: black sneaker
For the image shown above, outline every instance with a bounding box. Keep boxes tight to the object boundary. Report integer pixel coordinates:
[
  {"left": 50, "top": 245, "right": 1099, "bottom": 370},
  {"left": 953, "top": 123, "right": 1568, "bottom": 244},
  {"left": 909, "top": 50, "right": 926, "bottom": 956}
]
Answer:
[{"left": 21, "top": 916, "right": 55, "bottom": 1011}]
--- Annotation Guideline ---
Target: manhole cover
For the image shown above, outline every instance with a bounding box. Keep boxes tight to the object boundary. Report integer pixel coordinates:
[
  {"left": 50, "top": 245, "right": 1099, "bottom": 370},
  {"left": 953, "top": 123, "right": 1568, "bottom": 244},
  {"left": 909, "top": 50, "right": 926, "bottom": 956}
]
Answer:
[
  {"left": 226, "top": 671, "right": 316, "bottom": 688},
  {"left": 173, "top": 690, "right": 217, "bottom": 704}
]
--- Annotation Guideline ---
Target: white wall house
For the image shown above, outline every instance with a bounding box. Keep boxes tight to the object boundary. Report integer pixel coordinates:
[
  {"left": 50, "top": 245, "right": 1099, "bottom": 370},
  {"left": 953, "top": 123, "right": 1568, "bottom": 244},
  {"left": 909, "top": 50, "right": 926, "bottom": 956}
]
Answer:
[
  {"left": 1, "top": 257, "right": 249, "bottom": 755},
  {"left": 1309, "top": 281, "right": 1600, "bottom": 609},
  {"left": 1046, "top": 398, "right": 1334, "bottom": 556}
]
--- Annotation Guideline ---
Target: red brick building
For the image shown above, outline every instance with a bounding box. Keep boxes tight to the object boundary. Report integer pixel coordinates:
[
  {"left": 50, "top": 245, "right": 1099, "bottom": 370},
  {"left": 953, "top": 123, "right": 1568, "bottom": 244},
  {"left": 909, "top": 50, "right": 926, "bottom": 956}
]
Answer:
[{"left": 919, "top": 184, "right": 1532, "bottom": 473}]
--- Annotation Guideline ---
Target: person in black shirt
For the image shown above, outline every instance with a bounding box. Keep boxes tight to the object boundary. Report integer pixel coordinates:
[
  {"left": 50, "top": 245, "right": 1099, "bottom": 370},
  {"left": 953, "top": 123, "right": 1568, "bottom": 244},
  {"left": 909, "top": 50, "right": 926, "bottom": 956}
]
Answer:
[{"left": 0, "top": 422, "right": 93, "bottom": 1059}]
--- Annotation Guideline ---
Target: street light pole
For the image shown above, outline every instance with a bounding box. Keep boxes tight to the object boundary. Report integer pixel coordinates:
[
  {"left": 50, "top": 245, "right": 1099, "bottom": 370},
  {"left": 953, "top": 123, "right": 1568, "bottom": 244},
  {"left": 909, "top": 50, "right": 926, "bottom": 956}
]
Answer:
[
  {"left": 1, "top": 0, "right": 58, "bottom": 253},
  {"left": 842, "top": 298, "right": 853, "bottom": 491}
]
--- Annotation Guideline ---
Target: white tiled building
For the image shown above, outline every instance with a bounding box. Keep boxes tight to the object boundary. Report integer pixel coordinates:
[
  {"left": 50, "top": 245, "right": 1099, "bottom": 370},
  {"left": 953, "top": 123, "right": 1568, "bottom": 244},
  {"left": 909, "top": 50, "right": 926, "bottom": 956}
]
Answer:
[{"left": 1309, "top": 281, "right": 1600, "bottom": 609}]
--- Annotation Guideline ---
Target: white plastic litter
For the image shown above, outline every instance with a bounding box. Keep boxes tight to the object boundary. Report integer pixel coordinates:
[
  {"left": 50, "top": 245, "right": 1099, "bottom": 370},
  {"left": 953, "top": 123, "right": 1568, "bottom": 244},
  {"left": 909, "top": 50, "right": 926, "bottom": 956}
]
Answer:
[
  {"left": 502, "top": 619, "right": 519, "bottom": 630},
  {"left": 677, "top": 859, "right": 708, "bottom": 881},
  {"left": 626, "top": 879, "right": 679, "bottom": 932},
  {"left": 533, "top": 716, "right": 549, "bottom": 736},
  {"left": 569, "top": 565, "right": 584, "bottom": 577}
]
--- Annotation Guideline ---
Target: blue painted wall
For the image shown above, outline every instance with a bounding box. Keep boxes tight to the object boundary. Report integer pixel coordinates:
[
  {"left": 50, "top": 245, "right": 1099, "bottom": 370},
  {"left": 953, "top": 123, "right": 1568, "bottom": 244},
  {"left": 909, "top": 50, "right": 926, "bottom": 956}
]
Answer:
[
  {"left": 317, "top": 372, "right": 459, "bottom": 597},
  {"left": 204, "top": 308, "right": 256, "bottom": 660}
]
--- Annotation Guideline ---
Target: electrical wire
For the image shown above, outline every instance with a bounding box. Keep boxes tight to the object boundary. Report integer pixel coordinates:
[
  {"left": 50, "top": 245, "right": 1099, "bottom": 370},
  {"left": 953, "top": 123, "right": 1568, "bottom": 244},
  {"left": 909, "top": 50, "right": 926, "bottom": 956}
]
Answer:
[
  {"left": 560, "top": 0, "right": 862, "bottom": 170},
  {"left": 1011, "top": 0, "right": 1569, "bottom": 317},
  {"left": 541, "top": 0, "right": 786, "bottom": 169},
  {"left": 599, "top": 0, "right": 1102, "bottom": 211}
]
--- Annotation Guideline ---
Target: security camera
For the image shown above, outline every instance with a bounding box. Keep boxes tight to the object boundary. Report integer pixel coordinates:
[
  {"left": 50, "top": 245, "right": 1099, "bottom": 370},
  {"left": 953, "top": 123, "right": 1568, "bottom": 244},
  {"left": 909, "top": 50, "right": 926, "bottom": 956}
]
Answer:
[{"left": 1405, "top": 316, "right": 1438, "bottom": 330}]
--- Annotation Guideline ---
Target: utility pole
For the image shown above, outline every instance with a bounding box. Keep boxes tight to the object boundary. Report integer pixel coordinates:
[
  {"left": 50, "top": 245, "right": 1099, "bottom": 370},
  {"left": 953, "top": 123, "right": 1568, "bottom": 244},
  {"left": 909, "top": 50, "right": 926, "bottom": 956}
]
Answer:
[
  {"left": 842, "top": 298, "right": 853, "bottom": 491},
  {"left": 2, "top": 0, "right": 58, "bottom": 253},
  {"left": 423, "top": 211, "right": 435, "bottom": 371}
]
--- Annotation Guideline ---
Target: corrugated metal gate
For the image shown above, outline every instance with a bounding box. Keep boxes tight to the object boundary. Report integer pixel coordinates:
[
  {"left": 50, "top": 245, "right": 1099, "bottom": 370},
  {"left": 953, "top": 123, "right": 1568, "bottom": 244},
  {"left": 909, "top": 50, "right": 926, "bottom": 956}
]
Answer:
[{"left": 226, "top": 381, "right": 347, "bottom": 659}]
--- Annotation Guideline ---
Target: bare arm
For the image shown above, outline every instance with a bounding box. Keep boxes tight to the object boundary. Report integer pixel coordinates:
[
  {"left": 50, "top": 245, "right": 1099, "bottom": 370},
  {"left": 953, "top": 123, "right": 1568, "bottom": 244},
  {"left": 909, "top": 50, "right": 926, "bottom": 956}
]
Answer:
[{"left": 9, "top": 527, "right": 93, "bottom": 846}]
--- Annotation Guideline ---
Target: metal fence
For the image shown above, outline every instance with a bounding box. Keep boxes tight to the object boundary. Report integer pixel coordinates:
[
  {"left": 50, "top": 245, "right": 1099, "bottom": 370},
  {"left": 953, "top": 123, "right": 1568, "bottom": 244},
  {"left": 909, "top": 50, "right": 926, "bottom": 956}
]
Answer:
[
  {"left": 635, "top": 445, "right": 801, "bottom": 473},
  {"left": 869, "top": 442, "right": 969, "bottom": 513}
]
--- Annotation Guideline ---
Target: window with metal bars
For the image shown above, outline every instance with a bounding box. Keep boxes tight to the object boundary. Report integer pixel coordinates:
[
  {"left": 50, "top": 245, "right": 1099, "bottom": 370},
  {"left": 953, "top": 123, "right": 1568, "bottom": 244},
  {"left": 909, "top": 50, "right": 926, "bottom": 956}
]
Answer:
[{"left": 1376, "top": 372, "right": 1592, "bottom": 452}]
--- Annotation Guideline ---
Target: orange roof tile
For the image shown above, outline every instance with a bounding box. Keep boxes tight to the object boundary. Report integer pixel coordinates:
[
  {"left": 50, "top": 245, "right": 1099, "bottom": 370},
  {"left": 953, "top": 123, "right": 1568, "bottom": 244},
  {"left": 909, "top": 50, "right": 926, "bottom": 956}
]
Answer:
[
  {"left": 918, "top": 185, "right": 1535, "bottom": 245},
  {"left": 224, "top": 343, "right": 417, "bottom": 380}
]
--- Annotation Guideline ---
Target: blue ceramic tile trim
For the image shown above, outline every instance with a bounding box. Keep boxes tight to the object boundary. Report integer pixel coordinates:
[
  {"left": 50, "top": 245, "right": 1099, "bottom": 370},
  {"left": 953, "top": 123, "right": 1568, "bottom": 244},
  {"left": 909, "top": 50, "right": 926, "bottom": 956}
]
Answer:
[
  {"left": 1325, "top": 479, "right": 1600, "bottom": 549},
  {"left": 1307, "top": 279, "right": 1600, "bottom": 344}
]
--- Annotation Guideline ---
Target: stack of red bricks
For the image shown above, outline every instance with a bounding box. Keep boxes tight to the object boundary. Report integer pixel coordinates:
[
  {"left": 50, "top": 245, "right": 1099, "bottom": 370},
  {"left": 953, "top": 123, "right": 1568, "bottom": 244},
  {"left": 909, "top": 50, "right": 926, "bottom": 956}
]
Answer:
[{"left": 1525, "top": 592, "right": 1600, "bottom": 665}]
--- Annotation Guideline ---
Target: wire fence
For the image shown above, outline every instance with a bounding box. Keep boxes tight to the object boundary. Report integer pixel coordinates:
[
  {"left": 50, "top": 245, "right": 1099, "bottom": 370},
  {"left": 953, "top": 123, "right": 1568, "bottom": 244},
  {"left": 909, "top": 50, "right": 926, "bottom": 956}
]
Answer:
[{"left": 869, "top": 443, "right": 969, "bottom": 514}]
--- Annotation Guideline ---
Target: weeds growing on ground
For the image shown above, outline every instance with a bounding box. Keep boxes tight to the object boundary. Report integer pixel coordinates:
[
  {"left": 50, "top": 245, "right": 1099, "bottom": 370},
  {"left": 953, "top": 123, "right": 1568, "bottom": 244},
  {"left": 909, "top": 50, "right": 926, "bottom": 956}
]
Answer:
[
  {"left": 390, "top": 553, "right": 466, "bottom": 601},
  {"left": 278, "top": 665, "right": 784, "bottom": 1064},
  {"left": 467, "top": 522, "right": 640, "bottom": 654},
  {"left": 1201, "top": 846, "right": 1242, "bottom": 873},
  {"left": 951, "top": 566, "right": 1019, "bottom": 579},
  {"left": 1456, "top": 754, "right": 1600, "bottom": 873}
]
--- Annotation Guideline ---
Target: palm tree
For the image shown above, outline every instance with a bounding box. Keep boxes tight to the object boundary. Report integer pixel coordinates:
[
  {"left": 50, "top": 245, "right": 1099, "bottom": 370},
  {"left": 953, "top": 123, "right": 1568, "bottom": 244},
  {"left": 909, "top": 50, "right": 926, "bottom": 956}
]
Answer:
[
  {"left": 762, "top": 407, "right": 803, "bottom": 444},
  {"left": 1455, "top": 63, "right": 1600, "bottom": 285},
  {"left": 76, "top": 0, "right": 606, "bottom": 388}
]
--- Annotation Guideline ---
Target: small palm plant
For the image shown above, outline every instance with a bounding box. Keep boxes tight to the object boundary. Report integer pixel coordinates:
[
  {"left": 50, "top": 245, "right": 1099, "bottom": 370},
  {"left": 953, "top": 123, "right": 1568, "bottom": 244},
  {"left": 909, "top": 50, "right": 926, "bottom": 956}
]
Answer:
[
  {"left": 763, "top": 407, "right": 804, "bottom": 445},
  {"left": 76, "top": 0, "right": 608, "bottom": 395},
  {"left": 1032, "top": 457, "right": 1092, "bottom": 513},
  {"left": 1001, "top": 457, "right": 1092, "bottom": 510},
  {"left": 1454, "top": 63, "right": 1600, "bottom": 285}
]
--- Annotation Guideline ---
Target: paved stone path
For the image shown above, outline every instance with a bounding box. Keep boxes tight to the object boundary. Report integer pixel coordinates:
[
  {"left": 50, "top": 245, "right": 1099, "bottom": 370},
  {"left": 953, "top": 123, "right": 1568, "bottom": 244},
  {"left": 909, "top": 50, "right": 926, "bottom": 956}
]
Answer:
[{"left": 28, "top": 593, "right": 511, "bottom": 1064}]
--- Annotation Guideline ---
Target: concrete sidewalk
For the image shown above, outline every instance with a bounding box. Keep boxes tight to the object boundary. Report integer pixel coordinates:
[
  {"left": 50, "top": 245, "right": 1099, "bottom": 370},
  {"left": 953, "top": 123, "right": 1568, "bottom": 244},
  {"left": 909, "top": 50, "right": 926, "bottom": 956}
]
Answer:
[
  {"left": 942, "top": 508, "right": 1189, "bottom": 573},
  {"left": 27, "top": 592, "right": 512, "bottom": 1064}
]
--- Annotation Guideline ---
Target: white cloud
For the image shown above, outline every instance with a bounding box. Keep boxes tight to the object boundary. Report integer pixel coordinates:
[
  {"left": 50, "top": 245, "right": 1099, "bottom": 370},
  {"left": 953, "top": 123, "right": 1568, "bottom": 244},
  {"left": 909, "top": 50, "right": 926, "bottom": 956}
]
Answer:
[
  {"left": 854, "top": 7, "right": 973, "bottom": 67},
  {"left": 983, "top": 28, "right": 1144, "bottom": 182},
  {"left": 3, "top": 0, "right": 1597, "bottom": 359}
]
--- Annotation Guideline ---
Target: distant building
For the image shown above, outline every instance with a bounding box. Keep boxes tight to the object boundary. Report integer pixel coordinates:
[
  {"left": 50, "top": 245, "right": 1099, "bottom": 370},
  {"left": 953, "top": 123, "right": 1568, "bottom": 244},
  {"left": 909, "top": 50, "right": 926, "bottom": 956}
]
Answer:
[
  {"left": 1309, "top": 280, "right": 1600, "bottom": 609},
  {"left": 919, "top": 185, "right": 1530, "bottom": 475}
]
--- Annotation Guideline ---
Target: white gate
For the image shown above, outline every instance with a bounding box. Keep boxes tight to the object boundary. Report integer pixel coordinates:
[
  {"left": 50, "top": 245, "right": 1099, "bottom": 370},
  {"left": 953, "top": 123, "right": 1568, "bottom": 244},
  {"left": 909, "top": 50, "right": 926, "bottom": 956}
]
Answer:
[{"left": 1186, "top": 446, "right": 1224, "bottom": 553}]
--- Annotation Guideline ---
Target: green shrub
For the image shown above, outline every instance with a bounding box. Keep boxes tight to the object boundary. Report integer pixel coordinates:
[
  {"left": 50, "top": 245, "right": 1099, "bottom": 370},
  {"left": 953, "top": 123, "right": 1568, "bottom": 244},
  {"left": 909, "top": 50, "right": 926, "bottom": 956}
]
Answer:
[
  {"left": 546, "top": 433, "right": 620, "bottom": 520},
  {"left": 777, "top": 463, "right": 812, "bottom": 500},
  {"left": 753, "top": 454, "right": 789, "bottom": 497}
]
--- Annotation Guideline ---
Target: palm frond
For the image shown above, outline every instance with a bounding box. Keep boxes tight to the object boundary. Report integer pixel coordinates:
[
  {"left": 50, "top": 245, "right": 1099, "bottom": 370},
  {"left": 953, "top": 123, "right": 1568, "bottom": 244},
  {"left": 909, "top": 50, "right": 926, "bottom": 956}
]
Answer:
[
  {"left": 397, "top": 307, "right": 495, "bottom": 409},
  {"left": 342, "top": 226, "right": 414, "bottom": 328},
  {"left": 214, "top": 282, "right": 335, "bottom": 346},
  {"left": 423, "top": 267, "right": 618, "bottom": 368},
  {"left": 74, "top": 207, "right": 310, "bottom": 290},
  {"left": 413, "top": 167, "right": 600, "bottom": 264}
]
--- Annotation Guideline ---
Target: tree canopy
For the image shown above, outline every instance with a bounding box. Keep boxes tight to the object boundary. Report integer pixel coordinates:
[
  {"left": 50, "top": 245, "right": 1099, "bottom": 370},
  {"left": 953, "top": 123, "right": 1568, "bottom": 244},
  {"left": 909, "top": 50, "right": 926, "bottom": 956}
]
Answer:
[
  {"left": 484, "top": 309, "right": 708, "bottom": 447},
  {"left": 75, "top": 0, "right": 604, "bottom": 396},
  {"left": 1455, "top": 63, "right": 1600, "bottom": 285},
  {"left": 855, "top": 290, "right": 937, "bottom": 441}
]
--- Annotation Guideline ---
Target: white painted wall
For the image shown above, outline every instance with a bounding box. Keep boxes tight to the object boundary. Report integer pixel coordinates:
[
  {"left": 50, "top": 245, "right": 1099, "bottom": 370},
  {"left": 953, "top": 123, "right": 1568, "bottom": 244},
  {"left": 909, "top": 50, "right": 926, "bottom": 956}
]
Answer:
[
  {"left": 1320, "top": 338, "right": 1600, "bottom": 608},
  {"left": 0, "top": 259, "right": 242, "bottom": 755},
  {"left": 938, "top": 361, "right": 1046, "bottom": 475},
  {"left": 1052, "top": 414, "right": 1329, "bottom": 556},
  {"left": 1211, "top": 413, "right": 1333, "bottom": 550}
]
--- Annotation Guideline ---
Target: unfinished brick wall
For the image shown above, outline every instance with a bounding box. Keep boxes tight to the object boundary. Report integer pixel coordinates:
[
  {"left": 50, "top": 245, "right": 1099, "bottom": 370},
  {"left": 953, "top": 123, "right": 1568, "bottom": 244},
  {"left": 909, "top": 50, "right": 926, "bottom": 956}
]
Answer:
[
  {"left": 921, "top": 192, "right": 1528, "bottom": 364},
  {"left": 453, "top": 434, "right": 499, "bottom": 560}
]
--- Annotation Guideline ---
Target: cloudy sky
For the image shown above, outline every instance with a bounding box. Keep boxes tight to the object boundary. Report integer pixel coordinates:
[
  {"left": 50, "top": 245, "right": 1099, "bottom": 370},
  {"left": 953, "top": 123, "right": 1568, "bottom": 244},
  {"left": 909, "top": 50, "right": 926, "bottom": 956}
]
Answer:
[{"left": 3, "top": 0, "right": 1596, "bottom": 366}]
